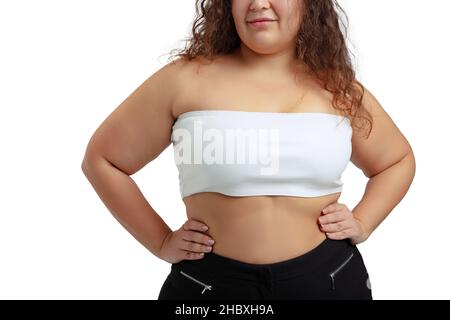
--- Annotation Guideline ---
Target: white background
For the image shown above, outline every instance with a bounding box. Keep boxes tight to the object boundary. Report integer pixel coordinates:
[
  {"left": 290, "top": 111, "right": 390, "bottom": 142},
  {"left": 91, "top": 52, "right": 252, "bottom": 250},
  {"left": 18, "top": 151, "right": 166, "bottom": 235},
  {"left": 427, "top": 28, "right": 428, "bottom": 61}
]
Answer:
[{"left": 1, "top": 0, "right": 449, "bottom": 299}]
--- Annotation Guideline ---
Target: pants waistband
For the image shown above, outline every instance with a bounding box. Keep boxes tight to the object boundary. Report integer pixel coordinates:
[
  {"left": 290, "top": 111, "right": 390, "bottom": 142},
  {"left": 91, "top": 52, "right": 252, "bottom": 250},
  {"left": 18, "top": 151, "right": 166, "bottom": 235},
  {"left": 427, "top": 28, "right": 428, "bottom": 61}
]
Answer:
[{"left": 172, "top": 238, "right": 355, "bottom": 282}]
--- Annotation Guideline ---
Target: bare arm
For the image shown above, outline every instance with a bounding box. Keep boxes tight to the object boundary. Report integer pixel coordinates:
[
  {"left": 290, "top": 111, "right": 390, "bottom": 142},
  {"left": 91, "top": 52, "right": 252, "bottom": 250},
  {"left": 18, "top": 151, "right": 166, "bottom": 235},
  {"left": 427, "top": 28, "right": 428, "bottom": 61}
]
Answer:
[
  {"left": 350, "top": 87, "right": 416, "bottom": 239},
  {"left": 81, "top": 59, "right": 183, "bottom": 259}
]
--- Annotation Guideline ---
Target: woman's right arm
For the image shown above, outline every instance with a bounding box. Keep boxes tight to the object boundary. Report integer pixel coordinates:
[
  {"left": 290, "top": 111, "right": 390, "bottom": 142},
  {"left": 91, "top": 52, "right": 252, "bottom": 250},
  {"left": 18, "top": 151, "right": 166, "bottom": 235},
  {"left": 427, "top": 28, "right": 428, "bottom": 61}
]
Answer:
[{"left": 81, "top": 59, "right": 214, "bottom": 263}]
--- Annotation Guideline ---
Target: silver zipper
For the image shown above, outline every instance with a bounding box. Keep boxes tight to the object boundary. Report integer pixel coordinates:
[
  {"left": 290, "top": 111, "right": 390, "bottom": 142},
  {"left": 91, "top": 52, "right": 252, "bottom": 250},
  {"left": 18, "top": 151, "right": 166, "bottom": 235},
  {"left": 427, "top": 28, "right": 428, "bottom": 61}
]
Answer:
[
  {"left": 329, "top": 252, "right": 354, "bottom": 290},
  {"left": 180, "top": 270, "right": 213, "bottom": 294}
]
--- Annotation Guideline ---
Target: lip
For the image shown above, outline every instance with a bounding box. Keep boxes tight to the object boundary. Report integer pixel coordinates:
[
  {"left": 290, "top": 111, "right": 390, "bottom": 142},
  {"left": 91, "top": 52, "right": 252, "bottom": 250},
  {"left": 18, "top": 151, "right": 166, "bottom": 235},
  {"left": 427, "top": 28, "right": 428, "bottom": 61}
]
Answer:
[
  {"left": 247, "top": 18, "right": 276, "bottom": 23},
  {"left": 247, "top": 20, "right": 276, "bottom": 27}
]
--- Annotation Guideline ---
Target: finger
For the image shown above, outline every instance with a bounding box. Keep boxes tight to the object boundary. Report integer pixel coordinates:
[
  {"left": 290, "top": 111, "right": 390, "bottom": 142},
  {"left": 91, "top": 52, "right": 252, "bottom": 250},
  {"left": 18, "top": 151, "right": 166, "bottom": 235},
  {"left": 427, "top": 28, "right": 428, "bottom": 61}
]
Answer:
[
  {"left": 182, "top": 230, "right": 215, "bottom": 246},
  {"left": 181, "top": 238, "right": 213, "bottom": 253},
  {"left": 183, "top": 219, "right": 209, "bottom": 232},
  {"left": 322, "top": 202, "right": 343, "bottom": 214},
  {"left": 318, "top": 211, "right": 350, "bottom": 224},
  {"left": 320, "top": 220, "right": 351, "bottom": 233},
  {"left": 325, "top": 229, "right": 352, "bottom": 240},
  {"left": 181, "top": 250, "right": 205, "bottom": 260}
]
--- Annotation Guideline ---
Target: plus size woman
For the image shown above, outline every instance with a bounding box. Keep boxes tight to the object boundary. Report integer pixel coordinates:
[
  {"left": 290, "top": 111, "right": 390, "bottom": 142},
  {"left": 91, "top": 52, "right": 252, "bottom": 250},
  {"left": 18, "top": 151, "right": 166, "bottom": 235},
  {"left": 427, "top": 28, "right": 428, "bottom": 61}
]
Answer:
[{"left": 82, "top": 0, "right": 416, "bottom": 300}]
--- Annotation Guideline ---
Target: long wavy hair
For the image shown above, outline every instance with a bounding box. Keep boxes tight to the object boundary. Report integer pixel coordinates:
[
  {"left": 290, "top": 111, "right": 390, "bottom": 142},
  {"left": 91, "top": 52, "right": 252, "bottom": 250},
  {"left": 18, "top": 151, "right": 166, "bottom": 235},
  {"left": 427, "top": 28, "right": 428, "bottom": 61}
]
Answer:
[{"left": 165, "top": 0, "right": 373, "bottom": 138}]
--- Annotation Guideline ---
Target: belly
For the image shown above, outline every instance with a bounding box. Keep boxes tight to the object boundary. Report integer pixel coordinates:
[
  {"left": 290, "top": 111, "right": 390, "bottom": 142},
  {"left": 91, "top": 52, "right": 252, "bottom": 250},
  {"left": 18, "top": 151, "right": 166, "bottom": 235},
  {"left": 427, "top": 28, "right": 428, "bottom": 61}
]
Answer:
[{"left": 183, "top": 192, "right": 341, "bottom": 264}]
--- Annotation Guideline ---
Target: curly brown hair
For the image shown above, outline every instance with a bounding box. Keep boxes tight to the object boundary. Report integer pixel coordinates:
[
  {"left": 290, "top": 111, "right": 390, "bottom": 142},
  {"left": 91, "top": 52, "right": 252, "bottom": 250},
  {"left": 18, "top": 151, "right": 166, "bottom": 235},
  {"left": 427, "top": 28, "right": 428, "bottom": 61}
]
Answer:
[{"left": 164, "top": 0, "right": 373, "bottom": 138}]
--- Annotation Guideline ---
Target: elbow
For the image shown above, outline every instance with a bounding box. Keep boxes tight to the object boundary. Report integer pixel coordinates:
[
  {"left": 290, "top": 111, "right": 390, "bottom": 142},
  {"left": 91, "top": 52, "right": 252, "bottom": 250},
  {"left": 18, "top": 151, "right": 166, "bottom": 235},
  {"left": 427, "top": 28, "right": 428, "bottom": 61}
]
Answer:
[
  {"left": 81, "top": 150, "right": 118, "bottom": 178},
  {"left": 81, "top": 158, "right": 89, "bottom": 175},
  {"left": 396, "top": 150, "right": 416, "bottom": 183},
  {"left": 81, "top": 155, "right": 93, "bottom": 177},
  {"left": 81, "top": 140, "right": 104, "bottom": 176},
  {"left": 407, "top": 150, "right": 416, "bottom": 179},
  {"left": 81, "top": 148, "right": 99, "bottom": 177},
  {"left": 365, "top": 149, "right": 416, "bottom": 179}
]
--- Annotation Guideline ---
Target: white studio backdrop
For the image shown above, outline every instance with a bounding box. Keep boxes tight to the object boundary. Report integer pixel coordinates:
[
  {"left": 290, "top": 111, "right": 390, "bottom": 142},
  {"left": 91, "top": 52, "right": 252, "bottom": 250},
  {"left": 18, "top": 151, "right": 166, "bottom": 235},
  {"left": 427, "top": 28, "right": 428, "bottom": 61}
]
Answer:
[{"left": 0, "top": 0, "right": 448, "bottom": 300}]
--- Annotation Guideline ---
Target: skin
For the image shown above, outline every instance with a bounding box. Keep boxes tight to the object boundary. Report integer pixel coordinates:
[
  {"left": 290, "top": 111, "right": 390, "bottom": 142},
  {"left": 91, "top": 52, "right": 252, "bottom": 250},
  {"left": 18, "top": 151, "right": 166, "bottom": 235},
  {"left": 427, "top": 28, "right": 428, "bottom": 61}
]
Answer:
[
  {"left": 231, "top": 0, "right": 303, "bottom": 76},
  {"left": 81, "top": 0, "right": 415, "bottom": 265}
]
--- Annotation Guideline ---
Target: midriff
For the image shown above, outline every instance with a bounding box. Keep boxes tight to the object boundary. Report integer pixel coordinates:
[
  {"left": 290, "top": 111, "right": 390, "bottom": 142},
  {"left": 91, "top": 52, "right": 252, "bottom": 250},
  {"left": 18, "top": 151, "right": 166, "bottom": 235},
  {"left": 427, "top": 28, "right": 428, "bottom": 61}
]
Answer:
[{"left": 183, "top": 192, "right": 341, "bottom": 264}]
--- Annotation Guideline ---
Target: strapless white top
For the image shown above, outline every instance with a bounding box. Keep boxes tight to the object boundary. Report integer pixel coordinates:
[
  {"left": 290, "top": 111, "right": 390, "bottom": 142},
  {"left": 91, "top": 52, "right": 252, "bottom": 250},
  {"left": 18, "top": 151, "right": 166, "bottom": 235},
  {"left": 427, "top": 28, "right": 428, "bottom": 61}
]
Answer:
[{"left": 170, "top": 110, "right": 353, "bottom": 198}]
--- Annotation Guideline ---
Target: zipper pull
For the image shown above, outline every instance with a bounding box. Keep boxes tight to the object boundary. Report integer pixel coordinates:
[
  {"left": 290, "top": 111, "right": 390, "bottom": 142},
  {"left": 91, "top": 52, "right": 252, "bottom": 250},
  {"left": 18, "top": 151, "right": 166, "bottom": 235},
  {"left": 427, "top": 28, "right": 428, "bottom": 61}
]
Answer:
[
  {"left": 201, "top": 285, "right": 212, "bottom": 294},
  {"left": 328, "top": 252, "right": 354, "bottom": 291},
  {"left": 180, "top": 270, "right": 213, "bottom": 294}
]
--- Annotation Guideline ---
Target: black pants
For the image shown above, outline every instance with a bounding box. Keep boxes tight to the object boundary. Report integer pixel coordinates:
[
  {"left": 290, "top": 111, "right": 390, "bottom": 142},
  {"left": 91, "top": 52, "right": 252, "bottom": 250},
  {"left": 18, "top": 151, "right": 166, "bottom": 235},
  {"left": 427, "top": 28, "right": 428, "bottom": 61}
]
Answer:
[{"left": 158, "top": 238, "right": 372, "bottom": 300}]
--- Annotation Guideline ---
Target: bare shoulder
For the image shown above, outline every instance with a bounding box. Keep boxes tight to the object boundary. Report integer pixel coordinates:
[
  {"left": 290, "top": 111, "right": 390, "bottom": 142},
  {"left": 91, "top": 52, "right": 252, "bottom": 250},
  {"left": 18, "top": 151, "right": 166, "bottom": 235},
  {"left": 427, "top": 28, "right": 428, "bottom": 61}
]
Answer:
[
  {"left": 131, "top": 55, "right": 213, "bottom": 118},
  {"left": 350, "top": 84, "right": 415, "bottom": 178},
  {"left": 170, "top": 55, "right": 226, "bottom": 117},
  {"left": 148, "top": 56, "right": 193, "bottom": 117}
]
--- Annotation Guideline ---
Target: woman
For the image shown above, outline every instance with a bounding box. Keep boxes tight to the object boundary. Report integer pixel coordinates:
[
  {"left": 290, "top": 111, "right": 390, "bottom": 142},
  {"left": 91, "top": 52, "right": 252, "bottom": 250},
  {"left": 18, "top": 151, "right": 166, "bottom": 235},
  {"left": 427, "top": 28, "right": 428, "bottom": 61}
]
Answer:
[{"left": 81, "top": 0, "right": 416, "bottom": 300}]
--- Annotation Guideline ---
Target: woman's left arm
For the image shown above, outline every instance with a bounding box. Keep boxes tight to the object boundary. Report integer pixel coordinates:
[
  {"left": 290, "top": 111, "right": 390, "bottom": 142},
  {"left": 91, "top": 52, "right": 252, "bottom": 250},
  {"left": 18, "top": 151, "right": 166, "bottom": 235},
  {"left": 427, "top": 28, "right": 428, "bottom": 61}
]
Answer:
[{"left": 319, "top": 86, "right": 416, "bottom": 244}]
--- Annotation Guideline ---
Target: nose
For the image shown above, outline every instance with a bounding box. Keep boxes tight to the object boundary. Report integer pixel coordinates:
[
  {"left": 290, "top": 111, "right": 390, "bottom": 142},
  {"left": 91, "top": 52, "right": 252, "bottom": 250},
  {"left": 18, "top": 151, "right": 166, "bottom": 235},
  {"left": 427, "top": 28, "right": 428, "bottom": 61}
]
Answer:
[{"left": 249, "top": 0, "right": 271, "bottom": 11}]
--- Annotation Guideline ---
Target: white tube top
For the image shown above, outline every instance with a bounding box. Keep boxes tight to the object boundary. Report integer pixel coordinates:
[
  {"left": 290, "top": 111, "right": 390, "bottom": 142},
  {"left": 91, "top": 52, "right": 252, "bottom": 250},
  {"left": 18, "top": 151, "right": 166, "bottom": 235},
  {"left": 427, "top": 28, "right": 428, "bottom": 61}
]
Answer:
[{"left": 170, "top": 109, "right": 353, "bottom": 198}]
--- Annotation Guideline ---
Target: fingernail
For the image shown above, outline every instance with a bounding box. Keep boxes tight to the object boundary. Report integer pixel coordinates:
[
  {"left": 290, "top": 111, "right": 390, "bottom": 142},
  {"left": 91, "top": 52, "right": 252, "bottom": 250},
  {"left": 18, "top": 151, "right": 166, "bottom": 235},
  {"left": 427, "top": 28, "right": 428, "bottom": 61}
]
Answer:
[
  {"left": 202, "top": 225, "right": 208, "bottom": 231},
  {"left": 207, "top": 239, "right": 214, "bottom": 245}
]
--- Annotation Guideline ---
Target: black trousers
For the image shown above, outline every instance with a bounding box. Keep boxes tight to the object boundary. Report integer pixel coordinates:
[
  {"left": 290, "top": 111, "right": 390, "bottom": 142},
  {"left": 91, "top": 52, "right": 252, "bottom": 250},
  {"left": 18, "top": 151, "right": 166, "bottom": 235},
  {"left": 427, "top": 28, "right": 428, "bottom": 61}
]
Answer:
[{"left": 158, "top": 238, "right": 373, "bottom": 300}]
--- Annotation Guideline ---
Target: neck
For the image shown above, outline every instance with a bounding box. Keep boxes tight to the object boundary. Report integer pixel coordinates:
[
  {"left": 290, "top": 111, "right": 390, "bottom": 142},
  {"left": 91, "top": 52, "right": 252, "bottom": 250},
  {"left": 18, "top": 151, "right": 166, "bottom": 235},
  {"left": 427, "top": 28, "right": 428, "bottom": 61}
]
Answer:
[{"left": 238, "top": 43, "right": 297, "bottom": 72}]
